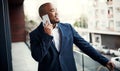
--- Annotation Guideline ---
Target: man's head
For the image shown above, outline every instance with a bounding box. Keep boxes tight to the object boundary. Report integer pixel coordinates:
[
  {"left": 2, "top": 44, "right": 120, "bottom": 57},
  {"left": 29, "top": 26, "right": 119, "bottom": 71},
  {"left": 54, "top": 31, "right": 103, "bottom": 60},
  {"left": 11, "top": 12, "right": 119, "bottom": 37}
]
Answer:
[{"left": 39, "top": 2, "right": 60, "bottom": 24}]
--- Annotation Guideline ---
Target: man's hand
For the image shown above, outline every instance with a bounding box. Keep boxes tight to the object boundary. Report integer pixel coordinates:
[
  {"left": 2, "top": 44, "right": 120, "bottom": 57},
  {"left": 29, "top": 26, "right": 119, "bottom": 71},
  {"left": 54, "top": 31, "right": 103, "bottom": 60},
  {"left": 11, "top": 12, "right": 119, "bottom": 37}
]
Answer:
[
  {"left": 106, "top": 61, "right": 114, "bottom": 71},
  {"left": 44, "top": 21, "right": 53, "bottom": 35}
]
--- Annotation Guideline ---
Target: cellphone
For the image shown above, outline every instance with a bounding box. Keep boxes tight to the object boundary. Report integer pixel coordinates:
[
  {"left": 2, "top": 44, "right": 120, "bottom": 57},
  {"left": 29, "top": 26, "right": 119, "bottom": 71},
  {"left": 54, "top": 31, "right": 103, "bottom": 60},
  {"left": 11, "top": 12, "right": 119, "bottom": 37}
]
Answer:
[{"left": 42, "top": 14, "right": 51, "bottom": 26}]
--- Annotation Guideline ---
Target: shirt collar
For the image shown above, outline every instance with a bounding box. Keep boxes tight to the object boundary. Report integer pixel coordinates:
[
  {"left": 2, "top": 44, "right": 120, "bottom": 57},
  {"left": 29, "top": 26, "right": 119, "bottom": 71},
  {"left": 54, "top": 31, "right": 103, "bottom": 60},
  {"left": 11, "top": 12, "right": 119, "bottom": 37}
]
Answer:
[{"left": 54, "top": 23, "right": 59, "bottom": 29}]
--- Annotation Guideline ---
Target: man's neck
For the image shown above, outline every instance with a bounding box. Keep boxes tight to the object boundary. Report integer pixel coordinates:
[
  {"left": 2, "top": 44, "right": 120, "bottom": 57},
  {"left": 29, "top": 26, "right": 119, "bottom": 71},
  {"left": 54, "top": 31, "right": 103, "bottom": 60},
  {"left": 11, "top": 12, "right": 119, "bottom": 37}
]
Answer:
[{"left": 53, "top": 23, "right": 57, "bottom": 28}]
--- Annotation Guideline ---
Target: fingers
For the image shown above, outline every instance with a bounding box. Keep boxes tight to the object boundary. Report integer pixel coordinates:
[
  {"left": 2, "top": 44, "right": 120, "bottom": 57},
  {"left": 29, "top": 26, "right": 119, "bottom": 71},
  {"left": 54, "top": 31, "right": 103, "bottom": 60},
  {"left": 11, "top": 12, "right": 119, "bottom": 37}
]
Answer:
[
  {"left": 106, "top": 61, "right": 115, "bottom": 71},
  {"left": 44, "top": 21, "right": 53, "bottom": 35}
]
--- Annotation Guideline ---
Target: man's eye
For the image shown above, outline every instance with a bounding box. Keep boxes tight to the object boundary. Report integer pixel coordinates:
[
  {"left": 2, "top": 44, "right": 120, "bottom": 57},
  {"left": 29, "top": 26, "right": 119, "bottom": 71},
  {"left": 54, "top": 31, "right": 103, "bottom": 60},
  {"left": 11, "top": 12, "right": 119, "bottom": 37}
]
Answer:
[
  {"left": 51, "top": 9, "right": 55, "bottom": 12},
  {"left": 50, "top": 8, "right": 57, "bottom": 12}
]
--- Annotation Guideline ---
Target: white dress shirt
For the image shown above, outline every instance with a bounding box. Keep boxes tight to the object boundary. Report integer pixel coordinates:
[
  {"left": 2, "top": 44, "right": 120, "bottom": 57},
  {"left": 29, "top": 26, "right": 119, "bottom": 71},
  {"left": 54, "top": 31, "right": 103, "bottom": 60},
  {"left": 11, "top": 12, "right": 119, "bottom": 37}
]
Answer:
[{"left": 52, "top": 25, "right": 61, "bottom": 52}]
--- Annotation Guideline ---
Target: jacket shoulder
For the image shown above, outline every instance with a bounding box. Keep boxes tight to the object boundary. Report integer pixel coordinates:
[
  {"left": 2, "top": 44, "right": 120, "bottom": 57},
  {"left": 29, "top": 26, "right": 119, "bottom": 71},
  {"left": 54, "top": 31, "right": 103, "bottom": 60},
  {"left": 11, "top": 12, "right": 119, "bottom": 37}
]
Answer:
[
  {"left": 59, "top": 22, "right": 72, "bottom": 28},
  {"left": 29, "top": 23, "right": 43, "bottom": 37}
]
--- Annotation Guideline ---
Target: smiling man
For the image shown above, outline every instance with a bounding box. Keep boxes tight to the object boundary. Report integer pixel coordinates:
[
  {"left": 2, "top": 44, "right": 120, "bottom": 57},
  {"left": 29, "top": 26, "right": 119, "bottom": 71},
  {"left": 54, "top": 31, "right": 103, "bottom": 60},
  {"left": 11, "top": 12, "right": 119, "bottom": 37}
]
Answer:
[{"left": 30, "top": 2, "right": 114, "bottom": 71}]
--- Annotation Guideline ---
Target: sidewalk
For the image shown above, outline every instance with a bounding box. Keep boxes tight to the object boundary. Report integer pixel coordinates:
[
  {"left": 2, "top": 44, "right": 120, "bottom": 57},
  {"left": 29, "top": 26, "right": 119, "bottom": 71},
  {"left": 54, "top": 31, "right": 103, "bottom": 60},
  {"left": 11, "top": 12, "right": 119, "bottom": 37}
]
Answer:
[{"left": 12, "top": 42, "right": 38, "bottom": 71}]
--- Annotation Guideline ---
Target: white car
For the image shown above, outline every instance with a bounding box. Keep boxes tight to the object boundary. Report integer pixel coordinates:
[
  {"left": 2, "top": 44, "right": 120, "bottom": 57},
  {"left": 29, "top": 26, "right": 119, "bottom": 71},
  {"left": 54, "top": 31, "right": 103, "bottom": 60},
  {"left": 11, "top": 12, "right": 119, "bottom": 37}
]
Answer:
[
  {"left": 100, "top": 45, "right": 110, "bottom": 54},
  {"left": 110, "top": 48, "right": 120, "bottom": 56},
  {"left": 91, "top": 44, "right": 110, "bottom": 54},
  {"left": 111, "top": 57, "right": 120, "bottom": 70}
]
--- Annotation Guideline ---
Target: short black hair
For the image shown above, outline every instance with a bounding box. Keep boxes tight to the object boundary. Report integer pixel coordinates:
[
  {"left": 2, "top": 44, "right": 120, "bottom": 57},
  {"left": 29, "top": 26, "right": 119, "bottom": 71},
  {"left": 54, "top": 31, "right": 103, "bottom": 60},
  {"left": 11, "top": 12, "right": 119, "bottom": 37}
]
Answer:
[{"left": 38, "top": 2, "right": 51, "bottom": 17}]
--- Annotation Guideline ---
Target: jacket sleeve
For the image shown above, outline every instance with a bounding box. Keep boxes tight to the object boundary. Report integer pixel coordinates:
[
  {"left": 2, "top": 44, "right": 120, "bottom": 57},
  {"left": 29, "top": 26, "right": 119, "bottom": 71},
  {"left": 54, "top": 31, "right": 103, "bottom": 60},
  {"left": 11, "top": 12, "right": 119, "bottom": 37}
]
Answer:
[
  {"left": 69, "top": 24, "right": 109, "bottom": 66},
  {"left": 29, "top": 30, "right": 53, "bottom": 62}
]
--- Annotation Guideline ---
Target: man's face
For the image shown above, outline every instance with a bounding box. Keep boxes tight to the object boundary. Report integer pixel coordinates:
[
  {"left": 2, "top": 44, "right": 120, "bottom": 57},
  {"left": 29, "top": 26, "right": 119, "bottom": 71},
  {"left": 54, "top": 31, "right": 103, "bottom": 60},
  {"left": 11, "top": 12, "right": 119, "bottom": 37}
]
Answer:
[{"left": 44, "top": 3, "right": 60, "bottom": 24}]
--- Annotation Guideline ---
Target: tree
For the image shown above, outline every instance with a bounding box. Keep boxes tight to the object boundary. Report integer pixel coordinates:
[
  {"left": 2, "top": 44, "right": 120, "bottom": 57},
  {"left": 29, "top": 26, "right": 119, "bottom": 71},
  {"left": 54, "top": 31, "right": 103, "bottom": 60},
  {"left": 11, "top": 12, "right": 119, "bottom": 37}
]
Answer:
[{"left": 74, "top": 14, "right": 88, "bottom": 28}]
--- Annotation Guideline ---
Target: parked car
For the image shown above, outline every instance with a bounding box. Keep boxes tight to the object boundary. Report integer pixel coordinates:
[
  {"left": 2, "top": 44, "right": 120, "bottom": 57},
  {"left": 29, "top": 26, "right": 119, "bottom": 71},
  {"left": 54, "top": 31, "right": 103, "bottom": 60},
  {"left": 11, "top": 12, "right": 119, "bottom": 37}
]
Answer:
[
  {"left": 110, "top": 48, "right": 120, "bottom": 56},
  {"left": 91, "top": 44, "right": 110, "bottom": 55},
  {"left": 111, "top": 57, "right": 120, "bottom": 70},
  {"left": 100, "top": 45, "right": 110, "bottom": 55}
]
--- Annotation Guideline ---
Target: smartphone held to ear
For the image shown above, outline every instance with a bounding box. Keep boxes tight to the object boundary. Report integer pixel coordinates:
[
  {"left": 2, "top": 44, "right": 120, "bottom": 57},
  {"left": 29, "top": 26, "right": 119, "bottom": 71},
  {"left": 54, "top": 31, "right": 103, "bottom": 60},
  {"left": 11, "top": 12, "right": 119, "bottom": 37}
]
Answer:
[{"left": 42, "top": 14, "right": 51, "bottom": 26}]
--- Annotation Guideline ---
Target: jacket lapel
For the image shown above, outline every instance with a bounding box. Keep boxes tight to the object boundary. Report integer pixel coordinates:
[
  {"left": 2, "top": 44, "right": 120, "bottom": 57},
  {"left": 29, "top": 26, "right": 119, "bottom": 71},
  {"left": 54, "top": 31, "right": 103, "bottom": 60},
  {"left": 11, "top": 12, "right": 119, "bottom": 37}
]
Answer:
[
  {"left": 51, "top": 41, "right": 59, "bottom": 53},
  {"left": 58, "top": 23, "right": 66, "bottom": 54}
]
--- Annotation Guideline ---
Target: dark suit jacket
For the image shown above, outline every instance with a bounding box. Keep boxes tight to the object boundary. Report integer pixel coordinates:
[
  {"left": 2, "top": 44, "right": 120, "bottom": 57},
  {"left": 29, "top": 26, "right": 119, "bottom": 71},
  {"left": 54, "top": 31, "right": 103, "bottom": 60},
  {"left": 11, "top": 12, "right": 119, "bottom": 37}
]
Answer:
[{"left": 30, "top": 22, "right": 109, "bottom": 71}]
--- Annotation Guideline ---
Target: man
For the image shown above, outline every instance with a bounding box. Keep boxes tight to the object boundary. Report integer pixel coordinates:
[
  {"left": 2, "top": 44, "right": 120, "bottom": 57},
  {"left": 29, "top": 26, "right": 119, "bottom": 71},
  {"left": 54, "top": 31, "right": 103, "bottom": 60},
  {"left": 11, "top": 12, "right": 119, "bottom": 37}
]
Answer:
[{"left": 30, "top": 2, "right": 114, "bottom": 71}]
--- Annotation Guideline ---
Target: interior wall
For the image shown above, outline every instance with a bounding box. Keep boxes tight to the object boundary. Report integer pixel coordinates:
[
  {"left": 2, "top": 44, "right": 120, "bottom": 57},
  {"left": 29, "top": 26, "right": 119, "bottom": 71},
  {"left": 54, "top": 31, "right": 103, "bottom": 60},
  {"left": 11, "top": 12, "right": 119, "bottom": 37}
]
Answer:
[{"left": 8, "top": 0, "right": 26, "bottom": 42}]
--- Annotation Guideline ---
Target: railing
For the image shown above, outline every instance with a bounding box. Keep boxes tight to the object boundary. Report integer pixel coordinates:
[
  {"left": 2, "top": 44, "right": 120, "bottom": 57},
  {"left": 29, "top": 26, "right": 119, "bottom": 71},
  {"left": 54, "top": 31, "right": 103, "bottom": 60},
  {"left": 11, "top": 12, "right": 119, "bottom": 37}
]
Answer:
[
  {"left": 73, "top": 50, "right": 109, "bottom": 71},
  {"left": 26, "top": 41, "right": 119, "bottom": 71}
]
